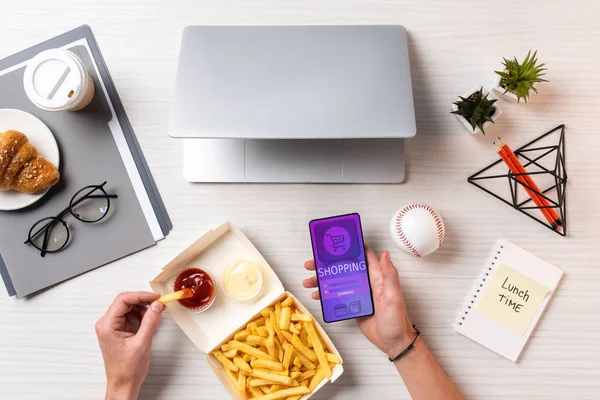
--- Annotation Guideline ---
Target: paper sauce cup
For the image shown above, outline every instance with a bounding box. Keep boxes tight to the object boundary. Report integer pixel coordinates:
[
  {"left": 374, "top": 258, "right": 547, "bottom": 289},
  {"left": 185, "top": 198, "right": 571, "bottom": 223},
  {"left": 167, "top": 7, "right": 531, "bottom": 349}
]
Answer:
[{"left": 23, "top": 49, "right": 95, "bottom": 112}]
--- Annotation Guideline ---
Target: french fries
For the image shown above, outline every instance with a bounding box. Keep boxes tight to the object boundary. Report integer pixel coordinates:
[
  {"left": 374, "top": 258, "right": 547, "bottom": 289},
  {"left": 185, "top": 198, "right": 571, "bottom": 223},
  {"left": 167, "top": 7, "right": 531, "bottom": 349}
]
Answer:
[{"left": 211, "top": 296, "right": 342, "bottom": 399}]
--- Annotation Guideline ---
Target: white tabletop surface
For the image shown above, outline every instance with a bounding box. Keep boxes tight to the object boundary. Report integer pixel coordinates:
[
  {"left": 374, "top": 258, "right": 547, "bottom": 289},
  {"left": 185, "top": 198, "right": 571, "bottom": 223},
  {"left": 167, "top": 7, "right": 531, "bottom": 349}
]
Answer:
[{"left": 1, "top": 1, "right": 599, "bottom": 399}]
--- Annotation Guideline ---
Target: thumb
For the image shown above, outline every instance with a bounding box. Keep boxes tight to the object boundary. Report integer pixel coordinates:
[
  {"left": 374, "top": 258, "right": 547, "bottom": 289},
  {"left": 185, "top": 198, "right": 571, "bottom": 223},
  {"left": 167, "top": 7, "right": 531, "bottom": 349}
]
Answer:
[
  {"left": 380, "top": 251, "right": 402, "bottom": 292},
  {"left": 136, "top": 301, "right": 165, "bottom": 345}
]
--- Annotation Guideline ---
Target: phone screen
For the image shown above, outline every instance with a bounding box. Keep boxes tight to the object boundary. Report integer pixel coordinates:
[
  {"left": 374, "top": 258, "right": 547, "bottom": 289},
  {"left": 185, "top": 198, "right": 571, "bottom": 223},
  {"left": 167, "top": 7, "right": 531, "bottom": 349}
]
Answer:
[{"left": 309, "top": 213, "right": 374, "bottom": 323}]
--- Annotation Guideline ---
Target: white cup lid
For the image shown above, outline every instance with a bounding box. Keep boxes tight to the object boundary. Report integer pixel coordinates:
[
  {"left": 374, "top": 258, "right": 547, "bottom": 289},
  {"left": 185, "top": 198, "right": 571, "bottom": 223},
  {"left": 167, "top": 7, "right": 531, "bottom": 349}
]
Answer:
[{"left": 23, "top": 49, "right": 88, "bottom": 111}]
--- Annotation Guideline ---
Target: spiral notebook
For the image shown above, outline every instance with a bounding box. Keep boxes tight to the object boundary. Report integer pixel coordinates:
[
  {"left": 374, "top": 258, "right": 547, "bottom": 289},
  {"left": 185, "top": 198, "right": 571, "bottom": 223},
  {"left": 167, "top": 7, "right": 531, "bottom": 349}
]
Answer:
[{"left": 453, "top": 240, "right": 563, "bottom": 362}]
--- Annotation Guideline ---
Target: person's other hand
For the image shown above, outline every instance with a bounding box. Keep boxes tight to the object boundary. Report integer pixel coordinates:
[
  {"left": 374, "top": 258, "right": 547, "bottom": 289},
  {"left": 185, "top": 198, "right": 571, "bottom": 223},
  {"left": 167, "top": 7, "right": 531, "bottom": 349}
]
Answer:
[
  {"left": 303, "top": 248, "right": 414, "bottom": 358},
  {"left": 95, "top": 292, "right": 166, "bottom": 400}
]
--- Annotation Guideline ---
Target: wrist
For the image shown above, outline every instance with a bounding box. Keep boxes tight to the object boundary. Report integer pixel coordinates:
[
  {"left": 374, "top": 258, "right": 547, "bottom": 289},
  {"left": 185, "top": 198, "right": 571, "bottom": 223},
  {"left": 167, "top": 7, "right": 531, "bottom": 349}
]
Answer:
[
  {"left": 385, "top": 326, "right": 419, "bottom": 359},
  {"left": 106, "top": 381, "right": 140, "bottom": 400}
]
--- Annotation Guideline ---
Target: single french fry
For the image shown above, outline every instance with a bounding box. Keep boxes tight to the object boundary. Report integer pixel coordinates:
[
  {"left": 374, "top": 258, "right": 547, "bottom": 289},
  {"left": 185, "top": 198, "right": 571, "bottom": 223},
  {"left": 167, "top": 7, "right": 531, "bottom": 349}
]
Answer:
[
  {"left": 241, "top": 370, "right": 250, "bottom": 377},
  {"left": 271, "top": 311, "right": 285, "bottom": 343},
  {"left": 275, "top": 302, "right": 282, "bottom": 327},
  {"left": 261, "top": 308, "right": 272, "bottom": 318},
  {"left": 243, "top": 354, "right": 252, "bottom": 363},
  {"left": 233, "top": 356, "right": 253, "bottom": 373},
  {"left": 235, "top": 330, "right": 250, "bottom": 341},
  {"left": 279, "top": 307, "right": 291, "bottom": 331},
  {"left": 288, "top": 323, "right": 300, "bottom": 335},
  {"left": 249, "top": 386, "right": 264, "bottom": 398},
  {"left": 299, "top": 326, "right": 308, "bottom": 347},
  {"left": 291, "top": 365, "right": 300, "bottom": 372},
  {"left": 305, "top": 321, "right": 332, "bottom": 379},
  {"left": 249, "top": 378, "right": 282, "bottom": 387},
  {"left": 281, "top": 296, "right": 294, "bottom": 308},
  {"left": 230, "top": 340, "right": 276, "bottom": 361},
  {"left": 238, "top": 372, "right": 247, "bottom": 393},
  {"left": 251, "top": 358, "right": 284, "bottom": 371},
  {"left": 291, "top": 334, "right": 318, "bottom": 362},
  {"left": 274, "top": 336, "right": 284, "bottom": 362},
  {"left": 252, "top": 386, "right": 310, "bottom": 400},
  {"left": 328, "top": 362, "right": 336, "bottom": 369},
  {"left": 266, "top": 335, "right": 276, "bottom": 359},
  {"left": 223, "top": 349, "right": 238, "bottom": 358},
  {"left": 282, "top": 343, "right": 294, "bottom": 370},
  {"left": 251, "top": 369, "right": 294, "bottom": 386},
  {"left": 298, "top": 369, "right": 315, "bottom": 382},
  {"left": 291, "top": 313, "right": 312, "bottom": 322},
  {"left": 290, "top": 371, "right": 301, "bottom": 379},
  {"left": 326, "top": 352, "right": 341, "bottom": 364},
  {"left": 294, "top": 352, "right": 315, "bottom": 370},
  {"left": 287, "top": 394, "right": 302, "bottom": 400},
  {"left": 157, "top": 289, "right": 193, "bottom": 304},
  {"left": 254, "top": 317, "right": 266, "bottom": 326},
  {"left": 308, "top": 368, "right": 325, "bottom": 392},
  {"left": 298, "top": 379, "right": 308, "bottom": 388},
  {"left": 214, "top": 350, "right": 240, "bottom": 371},
  {"left": 255, "top": 368, "right": 289, "bottom": 376},
  {"left": 250, "top": 356, "right": 257, "bottom": 362},
  {"left": 222, "top": 343, "right": 232, "bottom": 352},
  {"left": 306, "top": 334, "right": 312, "bottom": 348}
]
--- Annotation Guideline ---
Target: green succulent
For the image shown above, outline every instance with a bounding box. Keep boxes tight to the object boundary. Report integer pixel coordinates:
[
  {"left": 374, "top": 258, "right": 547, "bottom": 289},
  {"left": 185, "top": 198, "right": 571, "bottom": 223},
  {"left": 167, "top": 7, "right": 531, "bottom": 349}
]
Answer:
[
  {"left": 451, "top": 87, "right": 497, "bottom": 135},
  {"left": 495, "top": 50, "right": 548, "bottom": 103}
]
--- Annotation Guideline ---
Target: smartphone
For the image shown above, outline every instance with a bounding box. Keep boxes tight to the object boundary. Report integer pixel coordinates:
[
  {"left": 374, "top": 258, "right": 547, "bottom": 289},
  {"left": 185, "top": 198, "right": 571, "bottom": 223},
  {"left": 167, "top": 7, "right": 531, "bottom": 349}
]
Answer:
[{"left": 309, "top": 213, "right": 375, "bottom": 323}]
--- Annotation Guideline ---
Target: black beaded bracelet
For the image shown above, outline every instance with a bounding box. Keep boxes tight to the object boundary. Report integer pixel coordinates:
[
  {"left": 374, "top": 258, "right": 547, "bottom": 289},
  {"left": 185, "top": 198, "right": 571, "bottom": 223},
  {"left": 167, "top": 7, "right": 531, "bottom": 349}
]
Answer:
[{"left": 388, "top": 325, "right": 420, "bottom": 363}]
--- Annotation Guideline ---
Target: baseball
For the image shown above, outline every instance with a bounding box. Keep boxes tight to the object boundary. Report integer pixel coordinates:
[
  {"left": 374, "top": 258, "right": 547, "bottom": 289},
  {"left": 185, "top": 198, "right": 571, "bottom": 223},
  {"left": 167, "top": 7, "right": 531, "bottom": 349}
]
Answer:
[{"left": 390, "top": 204, "right": 445, "bottom": 257}]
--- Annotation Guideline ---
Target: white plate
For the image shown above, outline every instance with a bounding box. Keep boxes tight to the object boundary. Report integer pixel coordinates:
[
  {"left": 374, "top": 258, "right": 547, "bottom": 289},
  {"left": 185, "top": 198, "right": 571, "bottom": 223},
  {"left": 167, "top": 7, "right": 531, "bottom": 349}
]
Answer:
[{"left": 0, "top": 109, "right": 60, "bottom": 211}]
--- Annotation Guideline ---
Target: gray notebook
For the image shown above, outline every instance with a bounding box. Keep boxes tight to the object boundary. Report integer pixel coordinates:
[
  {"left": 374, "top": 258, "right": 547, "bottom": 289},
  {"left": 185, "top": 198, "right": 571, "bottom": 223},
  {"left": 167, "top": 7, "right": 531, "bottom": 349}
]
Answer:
[{"left": 0, "top": 26, "right": 172, "bottom": 297}]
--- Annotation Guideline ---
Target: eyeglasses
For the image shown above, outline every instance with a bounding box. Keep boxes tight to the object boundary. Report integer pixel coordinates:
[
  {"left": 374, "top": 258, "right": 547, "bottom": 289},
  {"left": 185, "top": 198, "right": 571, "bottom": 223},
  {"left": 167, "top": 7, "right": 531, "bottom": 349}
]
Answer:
[{"left": 25, "top": 182, "right": 118, "bottom": 257}]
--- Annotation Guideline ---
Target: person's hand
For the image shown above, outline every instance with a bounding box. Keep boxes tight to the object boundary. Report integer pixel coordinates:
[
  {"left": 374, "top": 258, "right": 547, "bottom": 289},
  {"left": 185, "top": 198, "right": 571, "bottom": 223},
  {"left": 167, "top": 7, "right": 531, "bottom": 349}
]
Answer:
[
  {"left": 95, "top": 292, "right": 166, "bottom": 400},
  {"left": 303, "top": 248, "right": 414, "bottom": 358}
]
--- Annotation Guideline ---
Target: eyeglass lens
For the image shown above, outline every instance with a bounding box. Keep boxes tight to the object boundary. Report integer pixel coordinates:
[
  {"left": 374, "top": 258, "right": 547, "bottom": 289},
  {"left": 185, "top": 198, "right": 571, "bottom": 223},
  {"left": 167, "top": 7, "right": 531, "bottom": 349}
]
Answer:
[
  {"left": 70, "top": 186, "right": 110, "bottom": 223},
  {"left": 29, "top": 217, "right": 69, "bottom": 252}
]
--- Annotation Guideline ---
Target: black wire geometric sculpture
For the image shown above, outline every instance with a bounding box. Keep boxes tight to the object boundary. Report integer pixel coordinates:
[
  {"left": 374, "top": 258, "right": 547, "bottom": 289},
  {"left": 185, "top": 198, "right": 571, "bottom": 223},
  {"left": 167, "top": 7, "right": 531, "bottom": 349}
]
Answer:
[{"left": 468, "top": 125, "right": 567, "bottom": 236}]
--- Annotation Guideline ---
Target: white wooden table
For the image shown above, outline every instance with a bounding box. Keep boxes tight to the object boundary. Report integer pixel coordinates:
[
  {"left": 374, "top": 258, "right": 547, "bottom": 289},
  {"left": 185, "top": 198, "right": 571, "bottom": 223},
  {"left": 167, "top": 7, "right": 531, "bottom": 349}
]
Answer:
[{"left": 1, "top": 1, "right": 599, "bottom": 399}]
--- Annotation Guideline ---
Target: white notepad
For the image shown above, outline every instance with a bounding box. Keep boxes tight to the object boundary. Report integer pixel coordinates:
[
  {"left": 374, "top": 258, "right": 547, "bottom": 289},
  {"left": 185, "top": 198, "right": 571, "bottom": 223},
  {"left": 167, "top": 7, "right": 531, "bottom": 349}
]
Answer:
[{"left": 453, "top": 240, "right": 564, "bottom": 362}]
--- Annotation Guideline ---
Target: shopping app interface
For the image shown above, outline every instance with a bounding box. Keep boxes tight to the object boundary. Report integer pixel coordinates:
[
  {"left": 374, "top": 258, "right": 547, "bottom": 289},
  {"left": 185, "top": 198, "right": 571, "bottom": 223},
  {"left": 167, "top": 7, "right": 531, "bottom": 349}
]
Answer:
[{"left": 310, "top": 214, "right": 374, "bottom": 322}]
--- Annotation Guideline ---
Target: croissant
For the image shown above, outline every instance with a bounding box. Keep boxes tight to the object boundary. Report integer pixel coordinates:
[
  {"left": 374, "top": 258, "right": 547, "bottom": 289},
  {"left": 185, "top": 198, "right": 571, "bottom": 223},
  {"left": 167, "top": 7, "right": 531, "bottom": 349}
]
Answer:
[{"left": 0, "top": 130, "right": 60, "bottom": 193}]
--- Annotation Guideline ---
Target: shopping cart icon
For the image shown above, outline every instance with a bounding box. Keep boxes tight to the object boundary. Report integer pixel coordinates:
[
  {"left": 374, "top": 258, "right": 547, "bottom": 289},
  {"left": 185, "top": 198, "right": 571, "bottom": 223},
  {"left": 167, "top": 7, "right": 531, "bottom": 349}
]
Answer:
[{"left": 326, "top": 233, "right": 347, "bottom": 253}]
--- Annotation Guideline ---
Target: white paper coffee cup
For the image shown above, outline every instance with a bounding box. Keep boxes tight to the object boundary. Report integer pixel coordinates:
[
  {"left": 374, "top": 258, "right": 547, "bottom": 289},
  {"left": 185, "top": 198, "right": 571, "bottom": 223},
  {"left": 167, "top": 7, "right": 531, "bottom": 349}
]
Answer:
[{"left": 23, "top": 49, "right": 95, "bottom": 112}]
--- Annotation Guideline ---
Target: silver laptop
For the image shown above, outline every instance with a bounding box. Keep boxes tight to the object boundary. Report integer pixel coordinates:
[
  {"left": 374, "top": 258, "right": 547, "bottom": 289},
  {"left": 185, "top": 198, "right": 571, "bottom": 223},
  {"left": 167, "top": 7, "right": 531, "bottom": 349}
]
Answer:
[{"left": 170, "top": 25, "right": 416, "bottom": 183}]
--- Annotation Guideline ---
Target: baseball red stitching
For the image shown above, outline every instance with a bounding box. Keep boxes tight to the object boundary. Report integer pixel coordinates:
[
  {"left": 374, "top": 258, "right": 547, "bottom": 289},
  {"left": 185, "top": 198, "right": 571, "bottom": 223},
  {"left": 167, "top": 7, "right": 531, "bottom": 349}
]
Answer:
[{"left": 395, "top": 204, "right": 445, "bottom": 257}]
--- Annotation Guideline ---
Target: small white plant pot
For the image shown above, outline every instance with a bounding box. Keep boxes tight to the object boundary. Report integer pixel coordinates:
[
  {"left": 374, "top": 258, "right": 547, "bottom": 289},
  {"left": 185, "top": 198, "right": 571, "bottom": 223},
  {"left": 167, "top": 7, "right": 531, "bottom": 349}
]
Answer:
[
  {"left": 491, "top": 74, "right": 536, "bottom": 103},
  {"left": 451, "top": 86, "right": 502, "bottom": 135}
]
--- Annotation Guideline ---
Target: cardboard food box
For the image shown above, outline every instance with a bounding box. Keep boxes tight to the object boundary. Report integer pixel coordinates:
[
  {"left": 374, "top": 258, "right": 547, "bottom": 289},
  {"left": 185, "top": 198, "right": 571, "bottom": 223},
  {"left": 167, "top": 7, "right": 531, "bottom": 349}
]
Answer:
[{"left": 150, "top": 221, "right": 344, "bottom": 399}]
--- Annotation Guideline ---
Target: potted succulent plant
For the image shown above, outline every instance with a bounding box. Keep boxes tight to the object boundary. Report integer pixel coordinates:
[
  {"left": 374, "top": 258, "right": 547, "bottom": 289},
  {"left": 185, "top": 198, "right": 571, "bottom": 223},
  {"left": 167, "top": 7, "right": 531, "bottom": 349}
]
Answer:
[
  {"left": 451, "top": 86, "right": 501, "bottom": 135},
  {"left": 492, "top": 50, "right": 548, "bottom": 103}
]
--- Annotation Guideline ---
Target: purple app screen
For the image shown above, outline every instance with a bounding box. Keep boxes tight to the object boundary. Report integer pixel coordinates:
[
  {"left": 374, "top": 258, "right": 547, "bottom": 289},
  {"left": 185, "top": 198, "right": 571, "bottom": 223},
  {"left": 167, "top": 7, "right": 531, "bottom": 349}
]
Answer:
[{"left": 309, "top": 214, "right": 374, "bottom": 322}]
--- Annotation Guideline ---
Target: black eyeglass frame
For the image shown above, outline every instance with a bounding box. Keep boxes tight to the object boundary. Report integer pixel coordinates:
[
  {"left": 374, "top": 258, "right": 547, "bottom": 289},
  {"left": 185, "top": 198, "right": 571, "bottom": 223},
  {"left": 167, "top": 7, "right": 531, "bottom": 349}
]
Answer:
[{"left": 24, "top": 181, "right": 118, "bottom": 257}]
